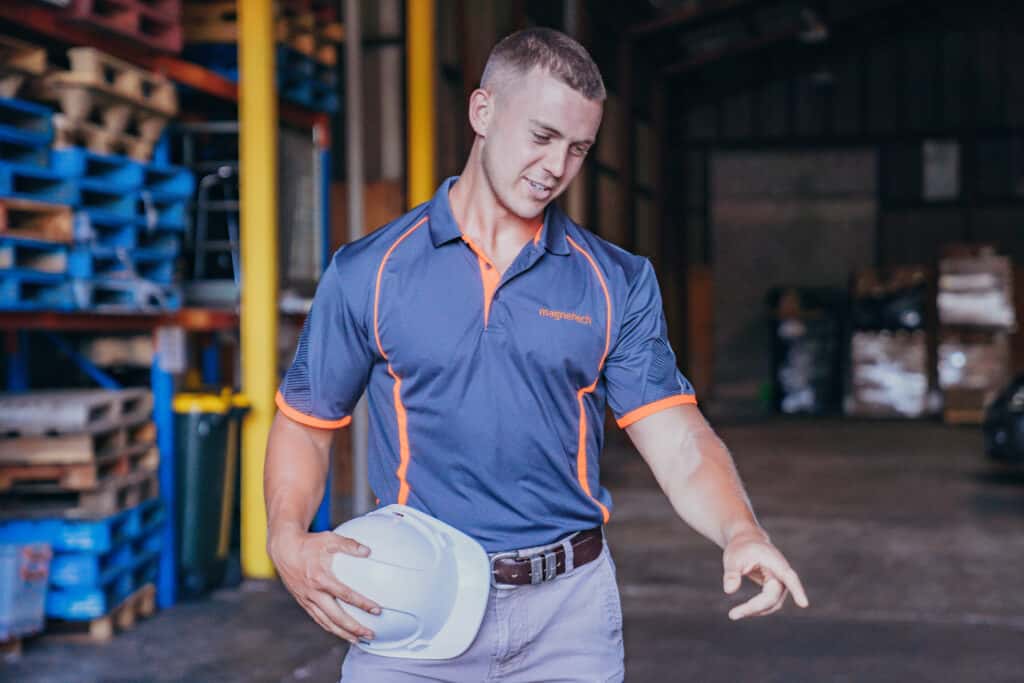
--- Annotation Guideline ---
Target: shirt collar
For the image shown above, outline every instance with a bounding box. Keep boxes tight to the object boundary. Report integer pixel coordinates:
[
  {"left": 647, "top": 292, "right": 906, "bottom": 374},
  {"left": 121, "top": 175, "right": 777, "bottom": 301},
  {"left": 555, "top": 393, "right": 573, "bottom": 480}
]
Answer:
[{"left": 428, "top": 176, "right": 570, "bottom": 256}]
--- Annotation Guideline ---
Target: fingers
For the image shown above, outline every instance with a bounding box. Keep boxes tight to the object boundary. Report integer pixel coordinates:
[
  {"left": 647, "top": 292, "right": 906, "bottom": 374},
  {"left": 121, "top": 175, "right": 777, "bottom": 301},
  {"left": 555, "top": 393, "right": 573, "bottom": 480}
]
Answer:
[
  {"left": 723, "top": 571, "right": 742, "bottom": 594},
  {"left": 755, "top": 553, "right": 809, "bottom": 609},
  {"left": 319, "top": 571, "right": 382, "bottom": 616},
  {"left": 729, "top": 577, "right": 785, "bottom": 621},
  {"left": 311, "top": 591, "right": 376, "bottom": 643},
  {"left": 324, "top": 533, "right": 371, "bottom": 558}
]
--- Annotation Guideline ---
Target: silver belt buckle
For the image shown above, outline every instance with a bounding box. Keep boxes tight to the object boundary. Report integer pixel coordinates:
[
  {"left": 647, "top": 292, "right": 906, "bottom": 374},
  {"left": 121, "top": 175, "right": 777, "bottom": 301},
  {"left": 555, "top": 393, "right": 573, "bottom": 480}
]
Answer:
[{"left": 489, "top": 550, "right": 518, "bottom": 589}]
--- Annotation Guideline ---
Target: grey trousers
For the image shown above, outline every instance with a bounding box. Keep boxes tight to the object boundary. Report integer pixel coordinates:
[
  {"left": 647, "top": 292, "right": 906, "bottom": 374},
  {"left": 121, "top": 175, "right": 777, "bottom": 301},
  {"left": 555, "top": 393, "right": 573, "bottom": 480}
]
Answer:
[{"left": 340, "top": 542, "right": 625, "bottom": 682}]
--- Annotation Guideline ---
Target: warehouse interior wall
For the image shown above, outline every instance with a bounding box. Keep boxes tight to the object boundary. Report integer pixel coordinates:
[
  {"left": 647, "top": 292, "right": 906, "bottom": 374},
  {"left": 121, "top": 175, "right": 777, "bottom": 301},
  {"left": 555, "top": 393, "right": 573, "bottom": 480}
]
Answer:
[{"left": 711, "top": 149, "right": 877, "bottom": 415}]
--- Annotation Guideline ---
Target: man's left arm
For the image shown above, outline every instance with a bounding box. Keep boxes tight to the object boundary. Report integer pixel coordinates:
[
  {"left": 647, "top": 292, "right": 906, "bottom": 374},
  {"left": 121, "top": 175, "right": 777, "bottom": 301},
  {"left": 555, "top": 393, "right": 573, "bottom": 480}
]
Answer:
[{"left": 624, "top": 403, "right": 810, "bottom": 620}]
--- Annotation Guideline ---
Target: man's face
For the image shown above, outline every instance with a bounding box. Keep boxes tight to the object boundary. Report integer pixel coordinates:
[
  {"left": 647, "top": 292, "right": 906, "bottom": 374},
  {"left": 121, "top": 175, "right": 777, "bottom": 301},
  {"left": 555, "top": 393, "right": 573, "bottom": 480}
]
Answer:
[{"left": 480, "top": 68, "right": 603, "bottom": 220}]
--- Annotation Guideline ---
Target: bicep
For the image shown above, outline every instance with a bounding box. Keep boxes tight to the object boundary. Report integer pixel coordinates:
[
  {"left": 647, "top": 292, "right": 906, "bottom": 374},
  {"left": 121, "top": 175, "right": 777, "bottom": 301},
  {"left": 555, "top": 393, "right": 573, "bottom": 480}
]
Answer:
[{"left": 624, "top": 403, "right": 709, "bottom": 467}]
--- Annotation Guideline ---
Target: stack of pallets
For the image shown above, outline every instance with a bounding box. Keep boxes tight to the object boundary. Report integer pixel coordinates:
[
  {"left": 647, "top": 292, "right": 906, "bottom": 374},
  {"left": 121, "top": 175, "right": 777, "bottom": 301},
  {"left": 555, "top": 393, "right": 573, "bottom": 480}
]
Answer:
[
  {"left": 37, "top": 47, "right": 179, "bottom": 162},
  {"left": 182, "top": 1, "right": 341, "bottom": 112},
  {"left": 0, "top": 97, "right": 77, "bottom": 311},
  {"left": 59, "top": 0, "right": 184, "bottom": 54},
  {"left": 0, "top": 36, "right": 47, "bottom": 100},
  {"left": 0, "top": 389, "right": 163, "bottom": 642}
]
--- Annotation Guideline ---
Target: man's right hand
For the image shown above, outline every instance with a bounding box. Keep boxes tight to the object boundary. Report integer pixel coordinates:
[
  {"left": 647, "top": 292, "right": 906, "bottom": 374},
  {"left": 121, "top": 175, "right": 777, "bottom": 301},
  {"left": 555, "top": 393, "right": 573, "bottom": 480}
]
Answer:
[{"left": 268, "top": 528, "right": 382, "bottom": 644}]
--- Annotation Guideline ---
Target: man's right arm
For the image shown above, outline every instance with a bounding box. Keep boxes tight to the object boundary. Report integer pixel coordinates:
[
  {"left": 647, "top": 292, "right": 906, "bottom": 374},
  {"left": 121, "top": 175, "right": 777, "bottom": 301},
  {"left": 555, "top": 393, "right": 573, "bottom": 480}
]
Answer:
[{"left": 264, "top": 411, "right": 381, "bottom": 644}]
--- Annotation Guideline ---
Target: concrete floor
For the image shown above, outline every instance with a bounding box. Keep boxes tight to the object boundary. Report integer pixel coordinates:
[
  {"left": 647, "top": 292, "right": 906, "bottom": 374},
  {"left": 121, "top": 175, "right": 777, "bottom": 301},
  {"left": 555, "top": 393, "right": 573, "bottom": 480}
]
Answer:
[{"left": 6, "top": 419, "right": 1023, "bottom": 682}]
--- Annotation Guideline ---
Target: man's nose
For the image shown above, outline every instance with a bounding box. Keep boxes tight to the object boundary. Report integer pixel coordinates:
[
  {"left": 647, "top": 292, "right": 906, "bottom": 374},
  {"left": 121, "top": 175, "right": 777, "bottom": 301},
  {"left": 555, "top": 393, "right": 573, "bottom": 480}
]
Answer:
[{"left": 542, "top": 145, "right": 568, "bottom": 181}]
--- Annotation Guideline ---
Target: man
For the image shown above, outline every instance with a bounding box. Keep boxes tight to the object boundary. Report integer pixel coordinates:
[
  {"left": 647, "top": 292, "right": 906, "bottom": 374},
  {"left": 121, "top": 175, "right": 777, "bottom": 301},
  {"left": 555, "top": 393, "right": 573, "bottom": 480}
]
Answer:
[{"left": 266, "top": 27, "right": 809, "bottom": 681}]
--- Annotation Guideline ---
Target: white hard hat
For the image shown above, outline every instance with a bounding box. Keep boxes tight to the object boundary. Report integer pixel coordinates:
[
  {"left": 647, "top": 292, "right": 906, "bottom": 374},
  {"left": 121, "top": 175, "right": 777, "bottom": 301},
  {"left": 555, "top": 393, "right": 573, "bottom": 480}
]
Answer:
[{"left": 330, "top": 504, "right": 491, "bottom": 660}]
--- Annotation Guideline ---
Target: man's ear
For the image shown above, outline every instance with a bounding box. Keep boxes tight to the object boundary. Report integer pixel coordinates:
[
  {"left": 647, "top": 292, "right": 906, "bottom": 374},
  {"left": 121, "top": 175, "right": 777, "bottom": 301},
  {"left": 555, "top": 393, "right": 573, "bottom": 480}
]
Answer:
[{"left": 468, "top": 87, "right": 494, "bottom": 138}]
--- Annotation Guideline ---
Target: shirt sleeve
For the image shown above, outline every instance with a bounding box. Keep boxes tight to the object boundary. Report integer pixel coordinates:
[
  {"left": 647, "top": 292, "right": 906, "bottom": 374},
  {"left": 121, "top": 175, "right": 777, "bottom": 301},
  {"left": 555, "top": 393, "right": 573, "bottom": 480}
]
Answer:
[
  {"left": 603, "top": 259, "right": 697, "bottom": 429},
  {"left": 276, "top": 251, "right": 374, "bottom": 429}
]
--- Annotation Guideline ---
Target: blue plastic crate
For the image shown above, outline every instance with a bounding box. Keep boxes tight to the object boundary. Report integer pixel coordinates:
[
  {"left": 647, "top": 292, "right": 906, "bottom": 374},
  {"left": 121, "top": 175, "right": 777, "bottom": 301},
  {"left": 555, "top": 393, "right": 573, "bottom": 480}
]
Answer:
[
  {"left": 68, "top": 247, "right": 135, "bottom": 280},
  {"left": 49, "top": 511, "right": 163, "bottom": 590},
  {"left": 135, "top": 229, "right": 181, "bottom": 257},
  {"left": 0, "top": 542, "right": 51, "bottom": 640},
  {"left": 0, "top": 98, "right": 53, "bottom": 148},
  {"left": 0, "top": 162, "right": 78, "bottom": 204},
  {"left": 142, "top": 164, "right": 194, "bottom": 199},
  {"left": 0, "top": 499, "right": 161, "bottom": 554},
  {"left": 51, "top": 148, "right": 144, "bottom": 193},
  {"left": 74, "top": 277, "right": 181, "bottom": 312},
  {"left": 132, "top": 252, "right": 175, "bottom": 284}
]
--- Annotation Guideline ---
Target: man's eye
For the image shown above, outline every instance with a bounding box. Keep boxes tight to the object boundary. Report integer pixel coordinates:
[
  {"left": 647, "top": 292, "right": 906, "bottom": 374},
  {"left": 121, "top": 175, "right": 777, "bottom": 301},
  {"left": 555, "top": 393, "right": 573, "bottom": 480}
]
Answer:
[
  {"left": 533, "top": 134, "right": 550, "bottom": 143},
  {"left": 572, "top": 146, "right": 589, "bottom": 156}
]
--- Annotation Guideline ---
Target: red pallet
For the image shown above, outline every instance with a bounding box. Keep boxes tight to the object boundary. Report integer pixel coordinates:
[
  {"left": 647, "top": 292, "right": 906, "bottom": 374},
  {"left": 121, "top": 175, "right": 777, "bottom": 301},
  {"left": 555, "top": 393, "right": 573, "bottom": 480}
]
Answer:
[{"left": 62, "top": 0, "right": 183, "bottom": 54}]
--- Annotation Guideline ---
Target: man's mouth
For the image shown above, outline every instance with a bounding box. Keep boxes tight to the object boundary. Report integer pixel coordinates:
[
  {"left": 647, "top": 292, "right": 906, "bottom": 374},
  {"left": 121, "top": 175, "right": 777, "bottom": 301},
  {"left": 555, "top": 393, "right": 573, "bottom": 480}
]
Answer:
[{"left": 525, "top": 178, "right": 552, "bottom": 196}]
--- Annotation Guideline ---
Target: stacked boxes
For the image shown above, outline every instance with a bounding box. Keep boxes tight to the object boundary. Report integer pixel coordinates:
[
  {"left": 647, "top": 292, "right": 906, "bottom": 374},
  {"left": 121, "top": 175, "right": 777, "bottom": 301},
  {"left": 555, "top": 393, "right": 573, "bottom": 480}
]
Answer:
[
  {"left": 847, "top": 267, "right": 932, "bottom": 418},
  {"left": 938, "top": 245, "right": 1016, "bottom": 424}
]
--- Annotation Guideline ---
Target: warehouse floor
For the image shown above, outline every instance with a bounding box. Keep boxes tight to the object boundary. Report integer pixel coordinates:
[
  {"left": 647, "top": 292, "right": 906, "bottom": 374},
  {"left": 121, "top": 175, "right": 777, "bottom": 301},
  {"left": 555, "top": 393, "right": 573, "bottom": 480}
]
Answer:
[{"left": 6, "top": 419, "right": 1022, "bottom": 682}]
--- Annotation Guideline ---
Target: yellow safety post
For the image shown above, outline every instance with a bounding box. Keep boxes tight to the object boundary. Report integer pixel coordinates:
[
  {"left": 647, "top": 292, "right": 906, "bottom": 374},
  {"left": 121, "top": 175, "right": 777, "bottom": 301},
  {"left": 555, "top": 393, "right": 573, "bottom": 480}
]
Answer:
[
  {"left": 407, "top": 0, "right": 436, "bottom": 206},
  {"left": 238, "top": 0, "right": 278, "bottom": 578}
]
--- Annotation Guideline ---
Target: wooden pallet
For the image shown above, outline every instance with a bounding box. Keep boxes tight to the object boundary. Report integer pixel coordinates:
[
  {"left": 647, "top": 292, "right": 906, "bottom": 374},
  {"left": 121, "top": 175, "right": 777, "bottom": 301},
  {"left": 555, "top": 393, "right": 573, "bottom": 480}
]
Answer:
[
  {"left": 52, "top": 115, "right": 156, "bottom": 162},
  {"left": 0, "top": 35, "right": 47, "bottom": 99},
  {"left": 66, "top": 47, "right": 178, "bottom": 115},
  {"left": 62, "top": 0, "right": 183, "bottom": 53},
  {"left": 0, "top": 414, "right": 155, "bottom": 466},
  {"left": 45, "top": 583, "right": 156, "bottom": 643},
  {"left": 0, "top": 388, "right": 152, "bottom": 437},
  {"left": 39, "top": 81, "right": 172, "bottom": 142},
  {"left": 0, "top": 441, "right": 157, "bottom": 492},
  {"left": 0, "top": 467, "right": 159, "bottom": 519},
  {"left": 0, "top": 198, "right": 73, "bottom": 244}
]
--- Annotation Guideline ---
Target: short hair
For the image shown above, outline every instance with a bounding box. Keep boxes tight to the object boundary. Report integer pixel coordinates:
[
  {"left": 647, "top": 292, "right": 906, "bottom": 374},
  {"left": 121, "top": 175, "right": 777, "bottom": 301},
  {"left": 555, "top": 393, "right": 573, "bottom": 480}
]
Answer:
[{"left": 480, "top": 28, "right": 606, "bottom": 102}]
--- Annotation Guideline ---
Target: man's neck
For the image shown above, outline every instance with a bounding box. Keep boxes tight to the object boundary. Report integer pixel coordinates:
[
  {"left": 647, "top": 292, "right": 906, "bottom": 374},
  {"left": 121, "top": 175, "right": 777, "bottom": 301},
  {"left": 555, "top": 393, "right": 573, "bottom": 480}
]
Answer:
[{"left": 449, "top": 151, "right": 541, "bottom": 261}]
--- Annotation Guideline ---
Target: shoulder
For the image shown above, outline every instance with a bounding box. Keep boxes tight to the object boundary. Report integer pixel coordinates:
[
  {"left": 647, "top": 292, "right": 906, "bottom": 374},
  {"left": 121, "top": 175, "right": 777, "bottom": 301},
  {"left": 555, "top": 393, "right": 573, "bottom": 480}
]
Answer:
[
  {"left": 328, "top": 202, "right": 432, "bottom": 280},
  {"left": 562, "top": 218, "right": 652, "bottom": 293}
]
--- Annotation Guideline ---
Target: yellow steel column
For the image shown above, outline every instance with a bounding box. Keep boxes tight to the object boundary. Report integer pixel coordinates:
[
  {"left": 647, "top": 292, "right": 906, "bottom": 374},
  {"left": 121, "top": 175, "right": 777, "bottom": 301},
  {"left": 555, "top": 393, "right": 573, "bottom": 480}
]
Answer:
[
  {"left": 407, "top": 0, "right": 436, "bottom": 206},
  {"left": 238, "top": 0, "right": 278, "bottom": 578}
]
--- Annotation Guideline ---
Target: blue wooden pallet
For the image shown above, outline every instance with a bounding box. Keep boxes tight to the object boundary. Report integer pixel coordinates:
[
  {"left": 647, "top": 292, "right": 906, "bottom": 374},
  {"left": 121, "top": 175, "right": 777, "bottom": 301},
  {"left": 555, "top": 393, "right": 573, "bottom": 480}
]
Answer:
[
  {"left": 0, "top": 98, "right": 53, "bottom": 148},
  {"left": 77, "top": 186, "right": 138, "bottom": 222},
  {"left": 0, "top": 131, "right": 50, "bottom": 169},
  {"left": 0, "top": 271, "right": 75, "bottom": 310},
  {"left": 73, "top": 212, "right": 137, "bottom": 249},
  {"left": 142, "top": 164, "right": 194, "bottom": 200},
  {"left": 138, "top": 192, "right": 187, "bottom": 230},
  {"left": 0, "top": 236, "right": 69, "bottom": 275},
  {"left": 46, "top": 549, "right": 159, "bottom": 620},
  {"left": 51, "top": 148, "right": 144, "bottom": 193},
  {"left": 0, "top": 162, "right": 78, "bottom": 205}
]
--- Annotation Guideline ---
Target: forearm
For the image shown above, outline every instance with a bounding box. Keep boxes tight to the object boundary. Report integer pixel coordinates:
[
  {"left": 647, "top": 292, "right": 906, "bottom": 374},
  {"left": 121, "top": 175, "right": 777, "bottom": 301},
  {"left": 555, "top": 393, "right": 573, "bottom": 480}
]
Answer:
[
  {"left": 265, "top": 412, "right": 333, "bottom": 551},
  {"left": 629, "top": 407, "right": 765, "bottom": 549}
]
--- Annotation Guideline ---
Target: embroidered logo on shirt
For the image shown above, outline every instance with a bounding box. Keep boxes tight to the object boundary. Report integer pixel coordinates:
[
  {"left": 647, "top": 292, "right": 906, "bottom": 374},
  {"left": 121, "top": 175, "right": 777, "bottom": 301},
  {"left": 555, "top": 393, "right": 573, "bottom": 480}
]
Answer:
[{"left": 539, "top": 308, "right": 592, "bottom": 325}]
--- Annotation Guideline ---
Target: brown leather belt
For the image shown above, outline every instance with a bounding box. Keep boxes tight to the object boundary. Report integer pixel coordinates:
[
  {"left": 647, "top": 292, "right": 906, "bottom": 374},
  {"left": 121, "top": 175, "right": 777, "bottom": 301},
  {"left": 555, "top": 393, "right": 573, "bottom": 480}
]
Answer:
[{"left": 489, "top": 526, "right": 603, "bottom": 587}]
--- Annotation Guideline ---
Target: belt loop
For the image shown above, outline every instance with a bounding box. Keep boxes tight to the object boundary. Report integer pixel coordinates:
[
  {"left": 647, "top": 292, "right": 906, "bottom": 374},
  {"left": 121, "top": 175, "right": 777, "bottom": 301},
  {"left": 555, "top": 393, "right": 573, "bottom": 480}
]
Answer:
[{"left": 561, "top": 537, "right": 574, "bottom": 574}]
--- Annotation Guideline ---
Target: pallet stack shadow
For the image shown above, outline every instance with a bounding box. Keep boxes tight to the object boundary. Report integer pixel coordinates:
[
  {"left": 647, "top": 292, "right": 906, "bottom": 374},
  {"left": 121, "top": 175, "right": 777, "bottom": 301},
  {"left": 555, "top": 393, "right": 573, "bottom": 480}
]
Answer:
[
  {"left": 0, "top": 38, "right": 195, "bottom": 311},
  {"left": 937, "top": 245, "right": 1017, "bottom": 424},
  {"left": 0, "top": 389, "right": 163, "bottom": 643},
  {"left": 182, "top": 0, "right": 342, "bottom": 112},
  {"left": 846, "top": 267, "right": 932, "bottom": 418}
]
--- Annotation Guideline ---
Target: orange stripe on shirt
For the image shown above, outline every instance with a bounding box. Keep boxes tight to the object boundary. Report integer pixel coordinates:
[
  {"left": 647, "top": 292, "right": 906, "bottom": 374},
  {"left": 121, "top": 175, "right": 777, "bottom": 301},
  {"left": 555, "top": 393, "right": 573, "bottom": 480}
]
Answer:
[
  {"left": 460, "top": 234, "right": 500, "bottom": 327},
  {"left": 616, "top": 394, "right": 698, "bottom": 429},
  {"left": 566, "top": 235, "right": 613, "bottom": 523},
  {"left": 373, "top": 216, "right": 428, "bottom": 503},
  {"left": 275, "top": 391, "right": 352, "bottom": 430}
]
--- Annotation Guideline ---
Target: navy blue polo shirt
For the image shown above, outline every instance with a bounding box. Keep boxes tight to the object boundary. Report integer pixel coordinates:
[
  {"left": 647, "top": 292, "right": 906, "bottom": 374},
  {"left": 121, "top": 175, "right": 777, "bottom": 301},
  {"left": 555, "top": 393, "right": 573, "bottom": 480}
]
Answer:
[{"left": 277, "top": 177, "right": 696, "bottom": 552}]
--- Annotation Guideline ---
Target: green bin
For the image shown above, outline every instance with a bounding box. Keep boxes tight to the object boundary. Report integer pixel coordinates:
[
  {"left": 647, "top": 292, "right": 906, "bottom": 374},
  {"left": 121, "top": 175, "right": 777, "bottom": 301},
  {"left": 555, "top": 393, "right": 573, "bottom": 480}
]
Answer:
[{"left": 174, "top": 390, "right": 248, "bottom": 598}]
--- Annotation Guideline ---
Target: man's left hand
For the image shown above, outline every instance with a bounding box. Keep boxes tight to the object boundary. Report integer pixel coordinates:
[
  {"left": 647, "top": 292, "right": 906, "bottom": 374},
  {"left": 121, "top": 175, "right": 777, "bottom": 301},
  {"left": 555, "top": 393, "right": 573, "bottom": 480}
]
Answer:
[{"left": 722, "top": 530, "right": 809, "bottom": 620}]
